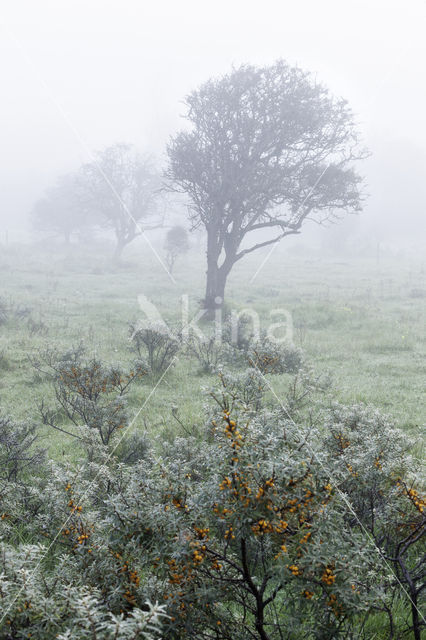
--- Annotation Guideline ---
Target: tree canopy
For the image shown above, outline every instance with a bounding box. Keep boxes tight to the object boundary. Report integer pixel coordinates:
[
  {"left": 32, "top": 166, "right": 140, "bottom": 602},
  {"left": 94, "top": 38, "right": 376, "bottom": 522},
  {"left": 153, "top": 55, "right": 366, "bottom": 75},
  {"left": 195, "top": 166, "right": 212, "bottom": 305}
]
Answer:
[
  {"left": 167, "top": 60, "right": 366, "bottom": 309},
  {"left": 80, "top": 143, "right": 162, "bottom": 260},
  {"left": 31, "top": 174, "right": 88, "bottom": 244}
]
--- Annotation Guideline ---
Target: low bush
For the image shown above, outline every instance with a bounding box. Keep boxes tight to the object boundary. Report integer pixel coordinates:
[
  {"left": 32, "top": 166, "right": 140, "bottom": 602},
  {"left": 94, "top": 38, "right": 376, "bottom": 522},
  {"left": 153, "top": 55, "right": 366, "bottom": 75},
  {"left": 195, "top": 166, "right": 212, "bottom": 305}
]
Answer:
[
  {"left": 209, "top": 367, "right": 267, "bottom": 416},
  {"left": 184, "top": 329, "right": 227, "bottom": 373},
  {"left": 26, "top": 316, "right": 49, "bottom": 336},
  {"left": 248, "top": 334, "right": 303, "bottom": 374},
  {"left": 0, "top": 542, "right": 166, "bottom": 640},
  {"left": 322, "top": 403, "right": 425, "bottom": 639},
  {"left": 130, "top": 321, "right": 180, "bottom": 375},
  {"left": 38, "top": 348, "right": 148, "bottom": 449},
  {"left": 0, "top": 348, "right": 12, "bottom": 372},
  {"left": 0, "top": 359, "right": 424, "bottom": 639},
  {"left": 100, "top": 378, "right": 387, "bottom": 639},
  {"left": 0, "top": 415, "right": 45, "bottom": 482},
  {"left": 222, "top": 312, "right": 256, "bottom": 353},
  {"left": 0, "top": 298, "right": 8, "bottom": 325}
]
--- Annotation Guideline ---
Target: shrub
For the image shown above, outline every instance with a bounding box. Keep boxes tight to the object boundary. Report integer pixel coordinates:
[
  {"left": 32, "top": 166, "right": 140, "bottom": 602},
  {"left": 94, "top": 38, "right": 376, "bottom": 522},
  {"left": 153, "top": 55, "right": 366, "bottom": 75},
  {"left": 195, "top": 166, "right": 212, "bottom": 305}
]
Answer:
[
  {"left": 184, "top": 329, "right": 227, "bottom": 373},
  {"left": 0, "top": 298, "right": 8, "bottom": 325},
  {"left": 219, "top": 313, "right": 258, "bottom": 367},
  {"left": 39, "top": 350, "right": 148, "bottom": 447},
  {"left": 103, "top": 383, "right": 384, "bottom": 639},
  {"left": 116, "top": 430, "right": 152, "bottom": 465},
  {"left": 284, "top": 366, "right": 332, "bottom": 419},
  {"left": 0, "top": 415, "right": 45, "bottom": 482},
  {"left": 248, "top": 334, "right": 303, "bottom": 374},
  {"left": 29, "top": 342, "right": 86, "bottom": 382},
  {"left": 1, "top": 363, "right": 423, "bottom": 639},
  {"left": 0, "top": 297, "right": 34, "bottom": 327},
  {"left": 0, "top": 348, "right": 11, "bottom": 372},
  {"left": 0, "top": 542, "right": 166, "bottom": 639},
  {"left": 130, "top": 321, "right": 179, "bottom": 375},
  {"left": 26, "top": 316, "right": 49, "bottom": 336},
  {"left": 209, "top": 367, "right": 267, "bottom": 416},
  {"left": 321, "top": 403, "right": 426, "bottom": 639},
  {"left": 222, "top": 312, "right": 256, "bottom": 353}
]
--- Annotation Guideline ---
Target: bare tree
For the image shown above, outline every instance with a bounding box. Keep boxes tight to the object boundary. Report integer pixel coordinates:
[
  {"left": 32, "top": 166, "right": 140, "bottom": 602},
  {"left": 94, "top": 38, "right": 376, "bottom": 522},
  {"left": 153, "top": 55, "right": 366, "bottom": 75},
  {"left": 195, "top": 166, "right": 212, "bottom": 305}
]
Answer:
[
  {"left": 166, "top": 61, "right": 367, "bottom": 311},
  {"left": 31, "top": 173, "right": 89, "bottom": 244},
  {"left": 80, "top": 143, "right": 162, "bottom": 261}
]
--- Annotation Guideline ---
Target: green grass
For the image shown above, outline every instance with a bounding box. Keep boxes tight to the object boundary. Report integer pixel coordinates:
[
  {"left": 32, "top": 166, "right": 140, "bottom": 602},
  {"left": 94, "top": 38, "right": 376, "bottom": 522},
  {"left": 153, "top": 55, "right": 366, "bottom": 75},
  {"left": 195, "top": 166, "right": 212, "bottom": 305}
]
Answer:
[{"left": 0, "top": 240, "right": 425, "bottom": 463}]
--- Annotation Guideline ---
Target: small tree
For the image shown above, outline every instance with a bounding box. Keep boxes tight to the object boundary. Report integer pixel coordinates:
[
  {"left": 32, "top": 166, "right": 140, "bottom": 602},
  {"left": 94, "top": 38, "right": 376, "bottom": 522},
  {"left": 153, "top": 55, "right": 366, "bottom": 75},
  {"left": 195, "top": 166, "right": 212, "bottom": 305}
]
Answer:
[
  {"left": 167, "top": 61, "right": 366, "bottom": 310},
  {"left": 80, "top": 143, "right": 162, "bottom": 261},
  {"left": 164, "top": 225, "right": 190, "bottom": 273},
  {"left": 31, "top": 174, "right": 89, "bottom": 244}
]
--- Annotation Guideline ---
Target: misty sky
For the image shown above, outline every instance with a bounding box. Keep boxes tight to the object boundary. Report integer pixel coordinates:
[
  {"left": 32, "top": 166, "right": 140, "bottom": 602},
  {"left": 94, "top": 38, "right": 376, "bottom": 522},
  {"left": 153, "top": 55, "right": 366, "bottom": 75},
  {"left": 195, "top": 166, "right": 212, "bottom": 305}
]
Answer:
[{"left": 1, "top": 0, "right": 425, "bottom": 245}]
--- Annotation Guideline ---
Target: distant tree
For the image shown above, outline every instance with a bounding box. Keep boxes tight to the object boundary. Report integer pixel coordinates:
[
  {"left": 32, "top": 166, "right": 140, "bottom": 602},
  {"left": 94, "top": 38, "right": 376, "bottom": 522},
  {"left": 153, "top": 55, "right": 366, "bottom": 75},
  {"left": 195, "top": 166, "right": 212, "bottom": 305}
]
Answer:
[
  {"left": 164, "top": 225, "right": 190, "bottom": 273},
  {"left": 31, "top": 174, "right": 88, "bottom": 244},
  {"left": 167, "top": 61, "right": 367, "bottom": 311},
  {"left": 79, "top": 143, "right": 162, "bottom": 261}
]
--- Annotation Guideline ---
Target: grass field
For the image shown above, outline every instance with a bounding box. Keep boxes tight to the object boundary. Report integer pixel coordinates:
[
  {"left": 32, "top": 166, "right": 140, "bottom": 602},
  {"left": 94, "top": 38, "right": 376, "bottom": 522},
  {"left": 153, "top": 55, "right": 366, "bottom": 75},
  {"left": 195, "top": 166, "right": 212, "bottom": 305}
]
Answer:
[{"left": 0, "top": 240, "right": 425, "bottom": 464}]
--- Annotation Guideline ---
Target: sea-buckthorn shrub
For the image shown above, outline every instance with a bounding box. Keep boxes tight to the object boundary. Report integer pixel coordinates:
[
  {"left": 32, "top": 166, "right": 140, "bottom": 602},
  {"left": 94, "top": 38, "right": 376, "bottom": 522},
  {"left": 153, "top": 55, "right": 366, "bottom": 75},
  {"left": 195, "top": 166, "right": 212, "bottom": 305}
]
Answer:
[
  {"left": 109, "top": 435, "right": 378, "bottom": 637},
  {"left": 0, "top": 459, "right": 167, "bottom": 639},
  {"left": 284, "top": 366, "right": 333, "bottom": 420},
  {"left": 248, "top": 334, "right": 303, "bottom": 374},
  {"left": 0, "top": 476, "right": 48, "bottom": 547},
  {"left": 184, "top": 329, "right": 228, "bottom": 373},
  {"left": 29, "top": 342, "right": 86, "bottom": 382},
  {"left": 101, "top": 381, "right": 385, "bottom": 639},
  {"left": 222, "top": 313, "right": 256, "bottom": 362},
  {"left": 26, "top": 315, "right": 49, "bottom": 337},
  {"left": 0, "top": 369, "right": 424, "bottom": 639},
  {"left": 39, "top": 353, "right": 148, "bottom": 447},
  {"left": 322, "top": 403, "right": 408, "bottom": 523},
  {"left": 209, "top": 368, "right": 267, "bottom": 418},
  {"left": 0, "top": 298, "right": 8, "bottom": 325},
  {"left": 0, "top": 542, "right": 166, "bottom": 640},
  {"left": 378, "top": 477, "right": 426, "bottom": 640},
  {"left": 0, "top": 415, "right": 45, "bottom": 482},
  {"left": 115, "top": 429, "right": 152, "bottom": 465},
  {"left": 130, "top": 321, "right": 180, "bottom": 374},
  {"left": 321, "top": 403, "right": 425, "bottom": 639}
]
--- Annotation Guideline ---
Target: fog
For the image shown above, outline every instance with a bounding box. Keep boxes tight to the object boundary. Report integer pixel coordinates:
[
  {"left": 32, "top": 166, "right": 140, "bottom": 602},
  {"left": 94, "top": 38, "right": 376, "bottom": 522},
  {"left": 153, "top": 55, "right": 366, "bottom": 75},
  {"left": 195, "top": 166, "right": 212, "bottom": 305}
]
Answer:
[
  {"left": 1, "top": 4, "right": 425, "bottom": 635},
  {"left": 1, "top": 0, "right": 425, "bottom": 249}
]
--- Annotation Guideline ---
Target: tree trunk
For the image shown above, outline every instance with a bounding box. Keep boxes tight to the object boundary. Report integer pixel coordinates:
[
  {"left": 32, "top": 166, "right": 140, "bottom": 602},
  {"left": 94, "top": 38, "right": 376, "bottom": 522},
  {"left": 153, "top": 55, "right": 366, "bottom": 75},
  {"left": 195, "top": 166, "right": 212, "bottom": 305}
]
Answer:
[
  {"left": 204, "top": 226, "right": 238, "bottom": 315},
  {"left": 410, "top": 592, "right": 421, "bottom": 640},
  {"left": 204, "top": 263, "right": 227, "bottom": 313}
]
